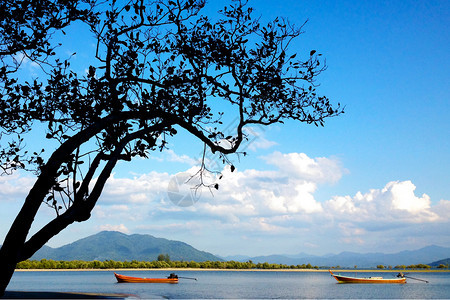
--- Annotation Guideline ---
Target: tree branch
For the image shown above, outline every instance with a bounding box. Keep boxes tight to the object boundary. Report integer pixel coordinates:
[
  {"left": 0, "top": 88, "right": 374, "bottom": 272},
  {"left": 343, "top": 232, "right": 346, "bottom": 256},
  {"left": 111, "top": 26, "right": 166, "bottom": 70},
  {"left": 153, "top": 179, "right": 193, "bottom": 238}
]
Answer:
[{"left": 19, "top": 122, "right": 167, "bottom": 261}]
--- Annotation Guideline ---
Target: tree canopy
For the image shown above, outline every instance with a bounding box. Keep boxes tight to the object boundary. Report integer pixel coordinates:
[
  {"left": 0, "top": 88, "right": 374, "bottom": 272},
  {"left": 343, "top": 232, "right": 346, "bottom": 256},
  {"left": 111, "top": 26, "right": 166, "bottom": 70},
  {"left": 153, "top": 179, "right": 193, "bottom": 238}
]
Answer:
[{"left": 0, "top": 0, "right": 343, "bottom": 294}]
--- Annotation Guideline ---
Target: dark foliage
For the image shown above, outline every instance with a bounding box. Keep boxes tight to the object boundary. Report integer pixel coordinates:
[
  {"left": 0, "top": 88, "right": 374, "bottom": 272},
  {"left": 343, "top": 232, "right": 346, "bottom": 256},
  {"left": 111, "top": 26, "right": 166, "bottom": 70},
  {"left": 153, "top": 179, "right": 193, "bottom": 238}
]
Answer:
[
  {"left": 0, "top": 0, "right": 343, "bottom": 294},
  {"left": 16, "top": 258, "right": 320, "bottom": 270}
]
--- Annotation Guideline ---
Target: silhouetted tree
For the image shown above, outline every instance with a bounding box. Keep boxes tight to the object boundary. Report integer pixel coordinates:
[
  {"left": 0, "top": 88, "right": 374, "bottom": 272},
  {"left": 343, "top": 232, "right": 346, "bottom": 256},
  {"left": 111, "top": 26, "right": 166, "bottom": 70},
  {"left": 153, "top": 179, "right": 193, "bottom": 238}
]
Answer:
[{"left": 0, "top": 0, "right": 343, "bottom": 294}]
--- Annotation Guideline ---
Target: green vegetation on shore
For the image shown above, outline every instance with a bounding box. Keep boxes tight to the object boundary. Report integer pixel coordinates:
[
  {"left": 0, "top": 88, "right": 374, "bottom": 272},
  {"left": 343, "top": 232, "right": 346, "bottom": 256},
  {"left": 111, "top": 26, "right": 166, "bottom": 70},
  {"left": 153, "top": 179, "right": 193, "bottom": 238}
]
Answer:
[
  {"left": 17, "top": 259, "right": 320, "bottom": 270},
  {"left": 15, "top": 259, "right": 449, "bottom": 270},
  {"left": 376, "top": 263, "right": 440, "bottom": 270}
]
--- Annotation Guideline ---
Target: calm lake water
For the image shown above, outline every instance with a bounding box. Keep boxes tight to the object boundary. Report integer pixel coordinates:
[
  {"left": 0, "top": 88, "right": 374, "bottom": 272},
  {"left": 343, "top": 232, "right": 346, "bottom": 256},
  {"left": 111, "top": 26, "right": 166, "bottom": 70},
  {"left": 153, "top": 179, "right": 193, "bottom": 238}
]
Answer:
[{"left": 7, "top": 270, "right": 450, "bottom": 299}]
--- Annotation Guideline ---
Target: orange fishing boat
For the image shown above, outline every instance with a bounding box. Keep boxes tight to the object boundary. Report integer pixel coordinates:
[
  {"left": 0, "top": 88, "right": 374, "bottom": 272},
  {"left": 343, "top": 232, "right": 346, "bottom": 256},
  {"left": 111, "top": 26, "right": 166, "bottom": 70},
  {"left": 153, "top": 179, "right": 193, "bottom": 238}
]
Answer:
[
  {"left": 114, "top": 272, "right": 179, "bottom": 283},
  {"left": 329, "top": 270, "right": 406, "bottom": 284}
]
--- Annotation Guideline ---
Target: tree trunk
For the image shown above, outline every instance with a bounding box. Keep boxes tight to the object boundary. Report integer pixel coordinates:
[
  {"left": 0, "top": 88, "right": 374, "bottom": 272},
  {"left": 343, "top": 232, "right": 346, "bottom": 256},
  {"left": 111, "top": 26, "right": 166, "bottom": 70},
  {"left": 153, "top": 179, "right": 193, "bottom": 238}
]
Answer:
[
  {"left": 0, "top": 154, "right": 66, "bottom": 296},
  {"left": 0, "top": 118, "right": 163, "bottom": 296},
  {"left": 0, "top": 246, "right": 19, "bottom": 297},
  {"left": 0, "top": 119, "right": 111, "bottom": 296},
  {"left": 0, "top": 184, "right": 103, "bottom": 296},
  {"left": 0, "top": 198, "right": 40, "bottom": 296},
  {"left": 0, "top": 169, "right": 58, "bottom": 295},
  {"left": 0, "top": 166, "right": 110, "bottom": 296},
  {"left": 0, "top": 145, "right": 88, "bottom": 295}
]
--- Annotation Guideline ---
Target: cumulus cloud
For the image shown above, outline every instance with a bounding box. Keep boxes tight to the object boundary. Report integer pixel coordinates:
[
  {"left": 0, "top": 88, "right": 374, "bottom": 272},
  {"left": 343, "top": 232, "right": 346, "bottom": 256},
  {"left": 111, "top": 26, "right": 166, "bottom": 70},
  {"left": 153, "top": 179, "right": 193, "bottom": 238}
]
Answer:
[
  {"left": 100, "top": 171, "right": 171, "bottom": 204},
  {"left": 90, "top": 153, "right": 448, "bottom": 236},
  {"left": 97, "top": 224, "right": 130, "bottom": 234},
  {"left": 94, "top": 204, "right": 138, "bottom": 221},
  {"left": 84, "top": 152, "right": 340, "bottom": 234},
  {"left": 205, "top": 166, "right": 325, "bottom": 218},
  {"left": 432, "top": 200, "right": 450, "bottom": 221},
  {"left": 86, "top": 151, "right": 450, "bottom": 255},
  {"left": 262, "top": 152, "right": 345, "bottom": 183},
  {"left": 164, "top": 149, "right": 199, "bottom": 165},
  {"left": 242, "top": 126, "right": 278, "bottom": 151},
  {"left": 387, "top": 181, "right": 431, "bottom": 212},
  {"left": 1, "top": 151, "right": 448, "bottom": 255},
  {"left": 325, "top": 180, "right": 439, "bottom": 224},
  {"left": 0, "top": 172, "right": 35, "bottom": 201},
  {"left": 260, "top": 181, "right": 322, "bottom": 214},
  {"left": 136, "top": 221, "right": 204, "bottom": 233}
]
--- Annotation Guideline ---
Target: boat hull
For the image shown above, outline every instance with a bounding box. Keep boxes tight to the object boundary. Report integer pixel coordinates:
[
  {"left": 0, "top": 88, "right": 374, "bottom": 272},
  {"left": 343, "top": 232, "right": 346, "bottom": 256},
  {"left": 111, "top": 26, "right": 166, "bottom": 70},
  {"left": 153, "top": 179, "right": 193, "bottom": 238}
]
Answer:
[
  {"left": 114, "top": 273, "right": 178, "bottom": 283},
  {"left": 329, "top": 270, "right": 406, "bottom": 284}
]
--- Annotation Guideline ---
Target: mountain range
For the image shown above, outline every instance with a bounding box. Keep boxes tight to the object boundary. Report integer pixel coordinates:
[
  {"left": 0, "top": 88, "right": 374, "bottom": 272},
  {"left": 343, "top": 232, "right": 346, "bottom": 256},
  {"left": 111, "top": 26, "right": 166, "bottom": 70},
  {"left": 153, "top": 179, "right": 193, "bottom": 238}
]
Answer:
[
  {"left": 429, "top": 258, "right": 450, "bottom": 267},
  {"left": 25, "top": 231, "right": 450, "bottom": 267},
  {"left": 30, "top": 231, "right": 221, "bottom": 262},
  {"left": 225, "top": 245, "right": 450, "bottom": 267}
]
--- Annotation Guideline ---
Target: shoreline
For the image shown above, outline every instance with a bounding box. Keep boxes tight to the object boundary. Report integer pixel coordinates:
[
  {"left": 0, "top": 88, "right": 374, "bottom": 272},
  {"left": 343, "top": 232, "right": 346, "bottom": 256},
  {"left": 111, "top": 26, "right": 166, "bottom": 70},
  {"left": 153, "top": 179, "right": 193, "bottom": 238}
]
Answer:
[
  {"left": 15, "top": 268, "right": 449, "bottom": 273},
  {"left": 3, "top": 291, "right": 135, "bottom": 299}
]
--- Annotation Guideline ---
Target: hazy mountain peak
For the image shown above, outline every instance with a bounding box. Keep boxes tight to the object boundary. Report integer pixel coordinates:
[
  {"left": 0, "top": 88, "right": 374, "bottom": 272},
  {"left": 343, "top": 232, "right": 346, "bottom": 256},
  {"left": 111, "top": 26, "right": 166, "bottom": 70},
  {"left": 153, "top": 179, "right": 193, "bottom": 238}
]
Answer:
[
  {"left": 29, "top": 232, "right": 449, "bottom": 267},
  {"left": 31, "top": 231, "right": 221, "bottom": 262}
]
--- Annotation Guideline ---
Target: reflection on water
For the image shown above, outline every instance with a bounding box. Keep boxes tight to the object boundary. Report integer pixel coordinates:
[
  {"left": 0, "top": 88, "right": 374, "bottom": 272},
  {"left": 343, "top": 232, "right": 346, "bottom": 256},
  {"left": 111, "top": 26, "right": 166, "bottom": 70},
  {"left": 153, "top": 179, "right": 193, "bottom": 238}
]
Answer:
[{"left": 8, "top": 270, "right": 450, "bottom": 299}]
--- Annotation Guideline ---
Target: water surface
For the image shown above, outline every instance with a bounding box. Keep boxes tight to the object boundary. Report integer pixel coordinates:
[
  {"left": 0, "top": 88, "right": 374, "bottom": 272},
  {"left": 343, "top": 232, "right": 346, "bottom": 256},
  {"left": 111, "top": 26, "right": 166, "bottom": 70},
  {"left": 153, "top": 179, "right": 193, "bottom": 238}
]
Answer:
[{"left": 7, "top": 270, "right": 449, "bottom": 299}]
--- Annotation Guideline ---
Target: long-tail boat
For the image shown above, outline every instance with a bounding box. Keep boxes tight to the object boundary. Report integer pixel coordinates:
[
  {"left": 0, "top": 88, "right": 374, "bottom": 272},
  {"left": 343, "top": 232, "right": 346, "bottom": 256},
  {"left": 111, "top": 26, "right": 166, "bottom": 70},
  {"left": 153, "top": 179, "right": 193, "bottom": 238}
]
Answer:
[
  {"left": 329, "top": 270, "right": 406, "bottom": 284},
  {"left": 114, "top": 272, "right": 179, "bottom": 283}
]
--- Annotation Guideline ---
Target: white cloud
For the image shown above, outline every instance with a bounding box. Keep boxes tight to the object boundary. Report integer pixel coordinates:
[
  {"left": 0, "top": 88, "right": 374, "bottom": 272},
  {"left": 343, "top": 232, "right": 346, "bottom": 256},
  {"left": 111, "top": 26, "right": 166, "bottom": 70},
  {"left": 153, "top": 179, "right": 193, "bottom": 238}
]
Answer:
[
  {"left": 432, "top": 199, "right": 450, "bottom": 221},
  {"left": 1, "top": 151, "right": 448, "bottom": 256},
  {"left": 242, "top": 126, "right": 278, "bottom": 151},
  {"left": 339, "top": 223, "right": 366, "bottom": 236},
  {"left": 203, "top": 124, "right": 278, "bottom": 153},
  {"left": 136, "top": 221, "right": 203, "bottom": 232},
  {"left": 110, "top": 204, "right": 130, "bottom": 212},
  {"left": 165, "top": 149, "right": 199, "bottom": 165},
  {"left": 76, "top": 167, "right": 450, "bottom": 255},
  {"left": 262, "top": 152, "right": 345, "bottom": 183},
  {"left": 0, "top": 172, "right": 35, "bottom": 201},
  {"left": 81, "top": 152, "right": 338, "bottom": 237},
  {"left": 97, "top": 224, "right": 130, "bottom": 234},
  {"left": 292, "top": 183, "right": 323, "bottom": 213},
  {"left": 387, "top": 181, "right": 431, "bottom": 212},
  {"left": 262, "top": 182, "right": 322, "bottom": 214},
  {"left": 208, "top": 166, "right": 324, "bottom": 218},
  {"left": 89, "top": 153, "right": 448, "bottom": 241},
  {"left": 325, "top": 180, "right": 439, "bottom": 223},
  {"left": 100, "top": 171, "right": 171, "bottom": 204}
]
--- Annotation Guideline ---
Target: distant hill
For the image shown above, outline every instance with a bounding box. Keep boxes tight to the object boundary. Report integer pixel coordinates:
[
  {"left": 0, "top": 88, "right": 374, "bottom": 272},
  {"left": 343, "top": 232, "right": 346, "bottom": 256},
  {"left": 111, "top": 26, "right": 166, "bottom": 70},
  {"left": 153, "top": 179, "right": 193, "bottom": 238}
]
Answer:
[
  {"left": 7, "top": 233, "right": 448, "bottom": 267},
  {"left": 235, "top": 245, "right": 450, "bottom": 268},
  {"left": 222, "top": 254, "right": 252, "bottom": 262},
  {"left": 30, "top": 231, "right": 222, "bottom": 262},
  {"left": 429, "top": 258, "right": 450, "bottom": 267}
]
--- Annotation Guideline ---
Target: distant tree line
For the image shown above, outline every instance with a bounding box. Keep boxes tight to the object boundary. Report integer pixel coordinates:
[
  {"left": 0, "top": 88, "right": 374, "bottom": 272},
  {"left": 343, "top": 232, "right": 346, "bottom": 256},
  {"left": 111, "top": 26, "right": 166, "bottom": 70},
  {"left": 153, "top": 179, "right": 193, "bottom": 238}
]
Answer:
[
  {"left": 15, "top": 259, "right": 321, "bottom": 270},
  {"left": 16, "top": 257, "right": 448, "bottom": 270},
  {"left": 437, "top": 264, "right": 450, "bottom": 269},
  {"left": 376, "top": 264, "right": 442, "bottom": 270}
]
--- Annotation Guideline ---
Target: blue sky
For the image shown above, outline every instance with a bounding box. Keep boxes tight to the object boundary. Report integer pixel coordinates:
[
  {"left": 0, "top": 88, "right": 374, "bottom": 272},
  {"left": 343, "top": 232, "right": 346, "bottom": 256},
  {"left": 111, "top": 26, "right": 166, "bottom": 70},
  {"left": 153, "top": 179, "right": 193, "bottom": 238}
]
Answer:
[{"left": 1, "top": 0, "right": 449, "bottom": 257}]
